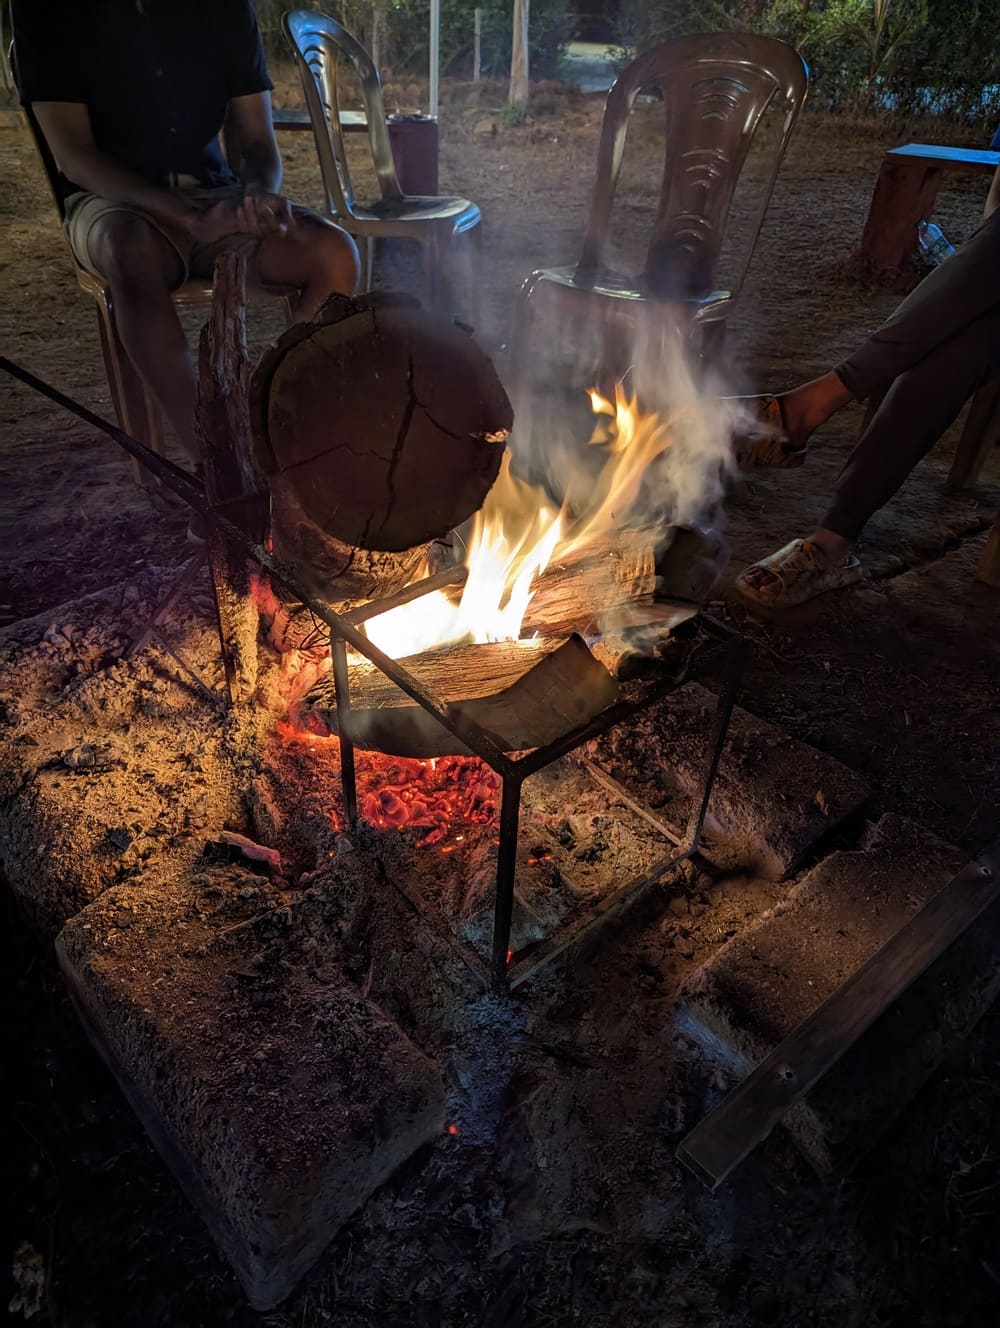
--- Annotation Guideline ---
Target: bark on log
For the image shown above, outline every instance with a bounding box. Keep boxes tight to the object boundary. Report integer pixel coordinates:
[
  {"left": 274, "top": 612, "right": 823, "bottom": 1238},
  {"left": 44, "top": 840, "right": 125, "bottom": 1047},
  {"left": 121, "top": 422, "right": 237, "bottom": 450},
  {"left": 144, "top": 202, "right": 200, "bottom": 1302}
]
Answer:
[
  {"left": 317, "top": 637, "right": 568, "bottom": 712},
  {"left": 198, "top": 254, "right": 261, "bottom": 703},
  {"left": 250, "top": 293, "right": 511, "bottom": 604},
  {"left": 308, "top": 634, "right": 618, "bottom": 758}
]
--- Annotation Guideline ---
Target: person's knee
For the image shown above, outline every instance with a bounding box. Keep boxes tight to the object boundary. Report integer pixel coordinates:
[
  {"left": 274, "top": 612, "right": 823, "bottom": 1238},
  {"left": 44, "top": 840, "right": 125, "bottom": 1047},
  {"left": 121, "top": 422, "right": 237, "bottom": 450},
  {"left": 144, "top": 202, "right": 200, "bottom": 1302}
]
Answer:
[
  {"left": 93, "top": 216, "right": 180, "bottom": 299},
  {"left": 295, "top": 215, "right": 360, "bottom": 294}
]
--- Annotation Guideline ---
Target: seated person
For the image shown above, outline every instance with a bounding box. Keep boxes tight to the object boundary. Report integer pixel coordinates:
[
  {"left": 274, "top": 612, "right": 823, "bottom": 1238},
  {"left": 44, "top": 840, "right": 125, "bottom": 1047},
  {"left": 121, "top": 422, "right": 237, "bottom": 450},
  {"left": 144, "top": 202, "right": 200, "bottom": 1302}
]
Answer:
[
  {"left": 735, "top": 161, "right": 1000, "bottom": 606},
  {"left": 13, "top": 0, "right": 360, "bottom": 465}
]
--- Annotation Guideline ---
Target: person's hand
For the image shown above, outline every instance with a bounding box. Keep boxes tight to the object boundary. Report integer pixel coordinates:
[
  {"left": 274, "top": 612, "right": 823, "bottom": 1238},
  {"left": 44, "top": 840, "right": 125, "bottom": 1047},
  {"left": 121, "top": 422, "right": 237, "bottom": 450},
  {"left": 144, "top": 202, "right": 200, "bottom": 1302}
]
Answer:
[
  {"left": 237, "top": 185, "right": 293, "bottom": 238},
  {"left": 184, "top": 200, "right": 242, "bottom": 245}
]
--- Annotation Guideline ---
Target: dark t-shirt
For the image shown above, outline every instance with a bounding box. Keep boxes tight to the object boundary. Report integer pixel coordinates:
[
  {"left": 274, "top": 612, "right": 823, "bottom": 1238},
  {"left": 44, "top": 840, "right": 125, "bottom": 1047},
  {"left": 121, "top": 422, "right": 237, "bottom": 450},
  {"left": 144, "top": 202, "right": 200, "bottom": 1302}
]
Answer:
[{"left": 13, "top": 0, "right": 273, "bottom": 200}]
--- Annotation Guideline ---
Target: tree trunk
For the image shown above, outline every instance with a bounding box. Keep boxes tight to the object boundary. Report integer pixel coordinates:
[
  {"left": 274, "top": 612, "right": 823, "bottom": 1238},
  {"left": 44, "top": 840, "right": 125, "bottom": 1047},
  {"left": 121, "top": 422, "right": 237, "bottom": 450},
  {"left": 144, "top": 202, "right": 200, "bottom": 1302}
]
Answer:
[
  {"left": 509, "top": 0, "right": 530, "bottom": 107},
  {"left": 198, "top": 254, "right": 262, "bottom": 703}
]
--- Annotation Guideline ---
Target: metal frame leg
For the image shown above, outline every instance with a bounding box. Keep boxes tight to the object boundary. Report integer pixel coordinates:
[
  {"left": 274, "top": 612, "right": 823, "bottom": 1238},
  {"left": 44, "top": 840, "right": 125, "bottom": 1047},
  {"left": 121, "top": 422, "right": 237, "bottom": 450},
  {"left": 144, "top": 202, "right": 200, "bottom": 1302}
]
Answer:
[
  {"left": 685, "top": 638, "right": 746, "bottom": 851},
  {"left": 490, "top": 774, "right": 524, "bottom": 993},
  {"left": 331, "top": 636, "right": 359, "bottom": 830}
]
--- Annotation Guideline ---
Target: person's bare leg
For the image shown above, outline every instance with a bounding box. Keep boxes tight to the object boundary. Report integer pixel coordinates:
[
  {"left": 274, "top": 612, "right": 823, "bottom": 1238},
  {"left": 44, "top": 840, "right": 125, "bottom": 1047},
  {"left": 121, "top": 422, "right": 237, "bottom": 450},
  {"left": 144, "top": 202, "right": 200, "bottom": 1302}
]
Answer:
[
  {"left": 255, "top": 214, "right": 360, "bottom": 320},
  {"left": 775, "top": 371, "right": 855, "bottom": 448},
  {"left": 807, "top": 526, "right": 850, "bottom": 559},
  {"left": 90, "top": 214, "right": 200, "bottom": 461}
]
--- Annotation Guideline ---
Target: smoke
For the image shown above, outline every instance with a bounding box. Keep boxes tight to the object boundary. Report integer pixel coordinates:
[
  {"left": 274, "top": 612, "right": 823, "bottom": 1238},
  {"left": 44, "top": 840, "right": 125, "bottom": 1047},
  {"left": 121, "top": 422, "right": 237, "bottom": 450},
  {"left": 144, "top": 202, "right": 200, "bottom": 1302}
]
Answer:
[{"left": 507, "top": 310, "right": 745, "bottom": 539}]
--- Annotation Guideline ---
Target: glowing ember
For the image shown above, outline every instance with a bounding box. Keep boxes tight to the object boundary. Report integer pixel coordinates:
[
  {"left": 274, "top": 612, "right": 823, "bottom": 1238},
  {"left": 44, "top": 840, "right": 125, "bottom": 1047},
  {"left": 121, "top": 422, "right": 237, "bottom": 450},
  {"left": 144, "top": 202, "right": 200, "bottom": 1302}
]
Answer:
[
  {"left": 276, "top": 721, "right": 499, "bottom": 845},
  {"left": 361, "top": 382, "right": 679, "bottom": 659}
]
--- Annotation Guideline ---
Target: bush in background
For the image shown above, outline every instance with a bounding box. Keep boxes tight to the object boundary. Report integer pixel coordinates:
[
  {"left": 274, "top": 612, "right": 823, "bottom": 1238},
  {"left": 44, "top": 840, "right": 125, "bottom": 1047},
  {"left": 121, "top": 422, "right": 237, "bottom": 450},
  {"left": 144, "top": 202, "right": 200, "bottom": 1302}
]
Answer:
[
  {"left": 254, "top": 0, "right": 572, "bottom": 81},
  {"left": 617, "top": 0, "right": 1000, "bottom": 129}
]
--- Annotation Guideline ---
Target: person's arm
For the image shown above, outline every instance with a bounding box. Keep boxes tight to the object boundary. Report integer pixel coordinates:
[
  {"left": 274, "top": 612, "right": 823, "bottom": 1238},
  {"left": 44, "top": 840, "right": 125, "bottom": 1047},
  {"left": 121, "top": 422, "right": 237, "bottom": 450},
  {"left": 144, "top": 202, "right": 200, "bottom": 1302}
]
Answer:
[
  {"left": 31, "top": 101, "right": 238, "bottom": 241},
  {"left": 986, "top": 163, "right": 1000, "bottom": 219},
  {"left": 228, "top": 90, "right": 282, "bottom": 194},
  {"left": 33, "top": 102, "right": 192, "bottom": 225},
  {"left": 225, "top": 90, "right": 292, "bottom": 235}
]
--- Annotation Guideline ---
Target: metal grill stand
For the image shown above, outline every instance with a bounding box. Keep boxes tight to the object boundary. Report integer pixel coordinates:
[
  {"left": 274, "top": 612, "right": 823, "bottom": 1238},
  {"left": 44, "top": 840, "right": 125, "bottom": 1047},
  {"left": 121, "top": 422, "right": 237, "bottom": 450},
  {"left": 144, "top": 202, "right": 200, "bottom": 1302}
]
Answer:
[{"left": 1, "top": 352, "right": 744, "bottom": 996}]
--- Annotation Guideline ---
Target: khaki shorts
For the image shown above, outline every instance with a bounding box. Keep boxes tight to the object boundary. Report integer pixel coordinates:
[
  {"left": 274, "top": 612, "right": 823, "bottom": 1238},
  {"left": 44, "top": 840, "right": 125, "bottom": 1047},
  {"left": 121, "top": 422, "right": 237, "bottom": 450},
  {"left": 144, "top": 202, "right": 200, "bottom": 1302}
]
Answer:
[{"left": 63, "top": 180, "right": 308, "bottom": 286}]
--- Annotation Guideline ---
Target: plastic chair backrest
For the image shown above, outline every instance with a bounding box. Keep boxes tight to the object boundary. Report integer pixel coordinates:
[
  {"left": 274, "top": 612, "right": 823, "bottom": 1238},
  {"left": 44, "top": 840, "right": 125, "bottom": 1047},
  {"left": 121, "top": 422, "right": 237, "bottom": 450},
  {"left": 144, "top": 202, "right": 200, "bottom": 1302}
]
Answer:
[
  {"left": 282, "top": 9, "right": 402, "bottom": 217},
  {"left": 578, "top": 33, "right": 808, "bottom": 300}
]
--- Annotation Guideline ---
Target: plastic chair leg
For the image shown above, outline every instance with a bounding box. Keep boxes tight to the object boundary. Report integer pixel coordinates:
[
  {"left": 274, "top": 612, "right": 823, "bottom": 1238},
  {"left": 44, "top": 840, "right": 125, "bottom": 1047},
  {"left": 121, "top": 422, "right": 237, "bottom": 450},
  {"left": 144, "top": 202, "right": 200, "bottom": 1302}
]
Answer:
[
  {"left": 700, "top": 318, "right": 727, "bottom": 368},
  {"left": 597, "top": 312, "right": 634, "bottom": 397},
  {"left": 469, "top": 223, "right": 484, "bottom": 337},
  {"left": 357, "top": 235, "right": 375, "bottom": 293}
]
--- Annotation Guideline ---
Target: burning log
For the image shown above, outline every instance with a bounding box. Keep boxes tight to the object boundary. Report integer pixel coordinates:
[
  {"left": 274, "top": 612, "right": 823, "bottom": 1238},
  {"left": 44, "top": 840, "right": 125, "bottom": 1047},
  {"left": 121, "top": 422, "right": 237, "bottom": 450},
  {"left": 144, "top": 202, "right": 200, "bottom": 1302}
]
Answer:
[
  {"left": 307, "top": 634, "right": 618, "bottom": 758},
  {"left": 250, "top": 293, "right": 511, "bottom": 603},
  {"left": 520, "top": 530, "right": 657, "bottom": 638}
]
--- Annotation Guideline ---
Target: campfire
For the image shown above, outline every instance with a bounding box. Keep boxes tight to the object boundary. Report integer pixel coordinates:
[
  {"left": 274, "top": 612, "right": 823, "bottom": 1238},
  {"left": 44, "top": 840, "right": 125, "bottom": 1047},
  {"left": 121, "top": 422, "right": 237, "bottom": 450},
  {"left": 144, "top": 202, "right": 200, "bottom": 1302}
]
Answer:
[
  {"left": 160, "top": 257, "right": 738, "bottom": 995},
  {"left": 2, "top": 255, "right": 743, "bottom": 996},
  {"left": 0, "top": 254, "right": 754, "bottom": 1313}
]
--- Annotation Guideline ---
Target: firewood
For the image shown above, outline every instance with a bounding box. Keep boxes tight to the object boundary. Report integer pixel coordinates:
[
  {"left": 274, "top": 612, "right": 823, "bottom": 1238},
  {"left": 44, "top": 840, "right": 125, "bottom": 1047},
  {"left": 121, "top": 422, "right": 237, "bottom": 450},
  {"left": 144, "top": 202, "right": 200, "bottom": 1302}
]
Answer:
[
  {"left": 307, "top": 635, "right": 618, "bottom": 758},
  {"left": 313, "top": 637, "right": 567, "bottom": 712},
  {"left": 198, "top": 254, "right": 261, "bottom": 702},
  {"left": 520, "top": 530, "right": 656, "bottom": 638}
]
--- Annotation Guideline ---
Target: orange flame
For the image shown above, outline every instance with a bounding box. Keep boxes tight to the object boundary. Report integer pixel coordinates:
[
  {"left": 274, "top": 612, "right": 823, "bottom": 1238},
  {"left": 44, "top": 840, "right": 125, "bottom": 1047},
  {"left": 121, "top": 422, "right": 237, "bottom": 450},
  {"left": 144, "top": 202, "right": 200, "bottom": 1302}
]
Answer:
[{"left": 361, "top": 383, "right": 675, "bottom": 659}]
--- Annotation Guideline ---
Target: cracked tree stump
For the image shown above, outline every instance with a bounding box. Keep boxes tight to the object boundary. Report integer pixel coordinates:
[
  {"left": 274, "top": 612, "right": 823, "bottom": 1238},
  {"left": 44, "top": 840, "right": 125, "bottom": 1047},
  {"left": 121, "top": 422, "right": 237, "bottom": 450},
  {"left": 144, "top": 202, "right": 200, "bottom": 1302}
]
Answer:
[{"left": 250, "top": 293, "right": 512, "bottom": 603}]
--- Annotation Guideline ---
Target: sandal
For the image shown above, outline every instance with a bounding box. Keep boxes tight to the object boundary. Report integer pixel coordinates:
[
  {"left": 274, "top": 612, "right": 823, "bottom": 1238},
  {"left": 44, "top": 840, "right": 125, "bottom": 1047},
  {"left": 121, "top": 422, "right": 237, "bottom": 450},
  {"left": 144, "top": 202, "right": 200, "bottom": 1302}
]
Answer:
[
  {"left": 728, "top": 394, "right": 808, "bottom": 469},
  {"left": 735, "top": 538, "right": 862, "bottom": 607}
]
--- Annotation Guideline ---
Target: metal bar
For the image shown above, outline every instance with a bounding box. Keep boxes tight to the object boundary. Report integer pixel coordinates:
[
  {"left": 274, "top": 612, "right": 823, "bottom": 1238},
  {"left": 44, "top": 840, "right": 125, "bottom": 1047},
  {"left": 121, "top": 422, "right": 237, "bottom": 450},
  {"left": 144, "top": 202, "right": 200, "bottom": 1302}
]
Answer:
[
  {"left": 677, "top": 843, "right": 1000, "bottom": 1191},
  {"left": 376, "top": 859, "right": 491, "bottom": 991},
  {"left": 1, "top": 356, "right": 206, "bottom": 511},
  {"left": 685, "top": 638, "right": 746, "bottom": 851},
  {"left": 342, "top": 563, "right": 467, "bottom": 626},
  {"left": 331, "top": 637, "right": 358, "bottom": 830},
  {"left": 0, "top": 360, "right": 519, "bottom": 776},
  {"left": 269, "top": 567, "right": 518, "bottom": 775},
  {"left": 509, "top": 637, "right": 728, "bottom": 780},
  {"left": 490, "top": 774, "right": 524, "bottom": 994},
  {"left": 508, "top": 846, "right": 694, "bottom": 992},
  {"left": 580, "top": 758, "right": 685, "bottom": 847},
  {"left": 429, "top": 0, "right": 440, "bottom": 120},
  {"left": 126, "top": 551, "right": 207, "bottom": 658},
  {"left": 206, "top": 529, "right": 241, "bottom": 704}
]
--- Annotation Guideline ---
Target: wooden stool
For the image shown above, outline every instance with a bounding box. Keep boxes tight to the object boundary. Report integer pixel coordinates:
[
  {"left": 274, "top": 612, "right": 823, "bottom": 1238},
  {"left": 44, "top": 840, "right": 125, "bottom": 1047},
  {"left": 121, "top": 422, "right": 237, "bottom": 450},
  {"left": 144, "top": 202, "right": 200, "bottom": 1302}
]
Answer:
[{"left": 858, "top": 143, "right": 998, "bottom": 278}]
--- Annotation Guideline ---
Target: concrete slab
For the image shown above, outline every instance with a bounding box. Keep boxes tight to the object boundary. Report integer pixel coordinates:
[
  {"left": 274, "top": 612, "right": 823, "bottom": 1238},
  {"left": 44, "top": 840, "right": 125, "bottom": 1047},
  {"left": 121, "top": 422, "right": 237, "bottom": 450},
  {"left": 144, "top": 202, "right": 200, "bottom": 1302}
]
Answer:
[
  {"left": 676, "top": 814, "right": 1000, "bottom": 1175},
  {"left": 594, "top": 682, "right": 871, "bottom": 878},
  {"left": 56, "top": 864, "right": 446, "bottom": 1309}
]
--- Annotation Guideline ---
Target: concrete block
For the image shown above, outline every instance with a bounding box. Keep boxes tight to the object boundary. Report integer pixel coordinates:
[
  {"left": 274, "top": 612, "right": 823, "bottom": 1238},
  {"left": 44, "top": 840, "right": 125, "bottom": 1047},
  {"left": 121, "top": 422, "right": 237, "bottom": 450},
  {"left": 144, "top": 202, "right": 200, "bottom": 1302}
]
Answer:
[
  {"left": 0, "top": 572, "right": 242, "bottom": 934},
  {"left": 677, "top": 814, "right": 998, "bottom": 1175},
  {"left": 595, "top": 682, "right": 871, "bottom": 878},
  {"left": 56, "top": 865, "right": 446, "bottom": 1309}
]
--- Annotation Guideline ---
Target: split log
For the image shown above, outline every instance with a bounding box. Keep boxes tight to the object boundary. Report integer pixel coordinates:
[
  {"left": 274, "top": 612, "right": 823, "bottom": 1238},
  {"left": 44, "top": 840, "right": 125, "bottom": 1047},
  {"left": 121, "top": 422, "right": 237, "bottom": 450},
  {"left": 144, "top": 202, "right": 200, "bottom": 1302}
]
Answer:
[
  {"left": 321, "top": 637, "right": 567, "bottom": 709},
  {"left": 520, "top": 529, "right": 657, "bottom": 638},
  {"left": 250, "top": 293, "right": 511, "bottom": 602},
  {"left": 307, "top": 635, "right": 618, "bottom": 758}
]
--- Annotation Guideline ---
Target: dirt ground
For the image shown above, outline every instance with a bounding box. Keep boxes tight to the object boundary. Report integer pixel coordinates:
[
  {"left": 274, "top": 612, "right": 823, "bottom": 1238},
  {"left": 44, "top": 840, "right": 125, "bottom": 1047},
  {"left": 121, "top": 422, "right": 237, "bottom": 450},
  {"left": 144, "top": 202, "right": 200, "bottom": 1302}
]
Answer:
[{"left": 2, "top": 78, "right": 999, "bottom": 1327}]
